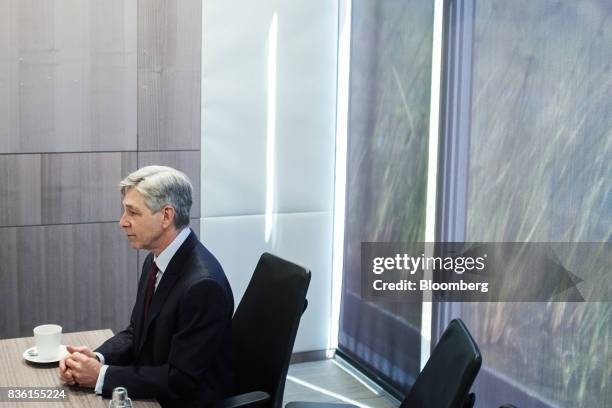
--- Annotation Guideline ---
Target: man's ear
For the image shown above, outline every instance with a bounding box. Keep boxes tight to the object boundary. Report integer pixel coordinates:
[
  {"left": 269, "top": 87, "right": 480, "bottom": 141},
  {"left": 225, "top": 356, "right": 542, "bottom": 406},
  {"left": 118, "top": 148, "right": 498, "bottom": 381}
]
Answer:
[{"left": 160, "top": 205, "right": 176, "bottom": 229}]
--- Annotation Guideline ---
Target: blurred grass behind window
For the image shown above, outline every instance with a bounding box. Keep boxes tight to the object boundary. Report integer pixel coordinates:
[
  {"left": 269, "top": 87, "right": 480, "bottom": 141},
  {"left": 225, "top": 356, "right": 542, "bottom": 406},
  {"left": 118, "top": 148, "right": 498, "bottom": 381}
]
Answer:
[
  {"left": 339, "top": 0, "right": 433, "bottom": 392},
  {"left": 461, "top": 0, "right": 612, "bottom": 406}
]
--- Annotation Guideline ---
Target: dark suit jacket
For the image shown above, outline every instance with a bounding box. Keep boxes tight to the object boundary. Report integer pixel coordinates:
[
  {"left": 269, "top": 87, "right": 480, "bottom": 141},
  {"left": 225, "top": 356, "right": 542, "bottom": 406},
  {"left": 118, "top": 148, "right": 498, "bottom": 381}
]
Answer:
[{"left": 95, "top": 230, "right": 236, "bottom": 407}]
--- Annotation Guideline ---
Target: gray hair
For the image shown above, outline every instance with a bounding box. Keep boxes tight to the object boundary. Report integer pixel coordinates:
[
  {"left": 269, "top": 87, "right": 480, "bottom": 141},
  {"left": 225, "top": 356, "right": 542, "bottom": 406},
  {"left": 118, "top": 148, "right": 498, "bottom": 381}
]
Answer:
[{"left": 120, "top": 166, "right": 192, "bottom": 229}]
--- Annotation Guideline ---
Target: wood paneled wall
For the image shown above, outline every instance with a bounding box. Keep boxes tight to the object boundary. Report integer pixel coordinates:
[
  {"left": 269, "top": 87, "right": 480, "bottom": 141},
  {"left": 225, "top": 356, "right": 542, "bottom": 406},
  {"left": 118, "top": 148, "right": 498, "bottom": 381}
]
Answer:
[{"left": 0, "top": 0, "right": 202, "bottom": 339}]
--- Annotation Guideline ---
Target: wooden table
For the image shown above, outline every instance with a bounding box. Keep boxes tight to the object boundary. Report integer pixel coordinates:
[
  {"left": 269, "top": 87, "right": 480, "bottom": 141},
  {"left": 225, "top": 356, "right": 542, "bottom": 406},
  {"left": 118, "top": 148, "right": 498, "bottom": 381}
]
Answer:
[{"left": 0, "top": 329, "right": 160, "bottom": 407}]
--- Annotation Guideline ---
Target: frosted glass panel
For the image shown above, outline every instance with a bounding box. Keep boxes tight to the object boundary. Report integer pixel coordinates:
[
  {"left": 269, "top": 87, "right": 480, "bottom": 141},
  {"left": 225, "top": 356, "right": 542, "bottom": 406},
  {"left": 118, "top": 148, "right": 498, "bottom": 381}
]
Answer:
[
  {"left": 201, "top": 212, "right": 333, "bottom": 352},
  {"left": 202, "top": 0, "right": 337, "bottom": 217}
]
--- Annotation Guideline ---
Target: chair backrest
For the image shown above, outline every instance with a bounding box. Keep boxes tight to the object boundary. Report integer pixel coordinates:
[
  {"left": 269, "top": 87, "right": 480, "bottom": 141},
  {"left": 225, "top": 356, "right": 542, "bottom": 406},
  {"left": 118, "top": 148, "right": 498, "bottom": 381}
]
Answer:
[
  {"left": 232, "top": 253, "right": 311, "bottom": 408},
  {"left": 401, "top": 318, "right": 482, "bottom": 408}
]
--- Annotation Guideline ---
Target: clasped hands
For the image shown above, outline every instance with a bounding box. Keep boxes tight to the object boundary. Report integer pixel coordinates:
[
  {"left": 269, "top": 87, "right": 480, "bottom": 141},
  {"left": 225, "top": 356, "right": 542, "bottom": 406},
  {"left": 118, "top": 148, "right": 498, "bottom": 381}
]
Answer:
[{"left": 58, "top": 345, "right": 102, "bottom": 388}]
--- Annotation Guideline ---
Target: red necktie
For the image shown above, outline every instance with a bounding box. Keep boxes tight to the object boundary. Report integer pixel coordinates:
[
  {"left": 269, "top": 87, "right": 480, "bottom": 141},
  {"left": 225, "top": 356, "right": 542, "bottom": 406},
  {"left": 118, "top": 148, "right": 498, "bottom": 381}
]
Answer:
[{"left": 144, "top": 262, "right": 159, "bottom": 320}]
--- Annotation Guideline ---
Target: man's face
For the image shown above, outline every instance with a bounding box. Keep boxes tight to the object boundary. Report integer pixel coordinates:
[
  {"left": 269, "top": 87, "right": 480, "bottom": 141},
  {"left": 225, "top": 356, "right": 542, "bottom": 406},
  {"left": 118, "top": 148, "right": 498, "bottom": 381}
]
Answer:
[{"left": 119, "top": 188, "right": 164, "bottom": 250}]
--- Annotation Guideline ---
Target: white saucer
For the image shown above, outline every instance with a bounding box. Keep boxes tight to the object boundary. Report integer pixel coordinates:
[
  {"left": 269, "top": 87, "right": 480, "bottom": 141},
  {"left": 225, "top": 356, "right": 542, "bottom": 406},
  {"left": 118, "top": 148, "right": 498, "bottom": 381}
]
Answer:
[{"left": 23, "top": 345, "right": 68, "bottom": 363}]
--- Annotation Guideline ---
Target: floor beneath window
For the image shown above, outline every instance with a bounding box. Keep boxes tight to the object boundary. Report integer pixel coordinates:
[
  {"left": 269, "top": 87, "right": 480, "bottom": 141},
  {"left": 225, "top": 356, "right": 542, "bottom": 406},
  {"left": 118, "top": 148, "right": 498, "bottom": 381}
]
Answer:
[{"left": 283, "top": 359, "right": 399, "bottom": 407}]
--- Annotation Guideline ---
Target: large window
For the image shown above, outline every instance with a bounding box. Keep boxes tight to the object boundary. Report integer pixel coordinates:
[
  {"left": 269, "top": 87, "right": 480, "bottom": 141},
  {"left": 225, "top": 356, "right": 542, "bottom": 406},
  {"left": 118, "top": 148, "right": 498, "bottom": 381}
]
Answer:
[
  {"left": 339, "top": 0, "right": 433, "bottom": 393},
  {"left": 458, "top": 0, "right": 612, "bottom": 406},
  {"left": 339, "top": 0, "right": 612, "bottom": 405}
]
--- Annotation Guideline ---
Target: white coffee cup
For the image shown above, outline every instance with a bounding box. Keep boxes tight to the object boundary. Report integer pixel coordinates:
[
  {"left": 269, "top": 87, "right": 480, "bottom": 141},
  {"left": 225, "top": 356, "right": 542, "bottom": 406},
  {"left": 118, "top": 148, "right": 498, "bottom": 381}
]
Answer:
[{"left": 33, "top": 324, "right": 62, "bottom": 359}]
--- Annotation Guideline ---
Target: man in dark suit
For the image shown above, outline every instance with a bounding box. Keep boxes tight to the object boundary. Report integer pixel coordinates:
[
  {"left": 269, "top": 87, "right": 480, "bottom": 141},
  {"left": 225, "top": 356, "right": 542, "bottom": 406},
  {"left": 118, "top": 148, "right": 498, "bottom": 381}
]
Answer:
[{"left": 59, "top": 166, "right": 235, "bottom": 407}]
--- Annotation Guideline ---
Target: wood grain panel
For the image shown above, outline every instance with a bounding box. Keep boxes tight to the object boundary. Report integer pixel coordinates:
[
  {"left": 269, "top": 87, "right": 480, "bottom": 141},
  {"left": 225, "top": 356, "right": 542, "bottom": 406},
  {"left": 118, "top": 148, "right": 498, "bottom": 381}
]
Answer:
[
  {"left": 0, "top": 223, "right": 138, "bottom": 340},
  {"left": 0, "top": 227, "right": 19, "bottom": 338},
  {"left": 89, "top": 0, "right": 138, "bottom": 152},
  {"left": 0, "top": 0, "right": 137, "bottom": 153},
  {"left": 18, "top": 50, "right": 55, "bottom": 152},
  {"left": 138, "top": 0, "right": 201, "bottom": 150},
  {"left": 13, "top": 0, "right": 55, "bottom": 153},
  {"left": 41, "top": 152, "right": 137, "bottom": 225},
  {"left": 0, "top": 0, "right": 17, "bottom": 152},
  {"left": 138, "top": 150, "right": 201, "bottom": 218},
  {"left": 0, "top": 154, "right": 42, "bottom": 227}
]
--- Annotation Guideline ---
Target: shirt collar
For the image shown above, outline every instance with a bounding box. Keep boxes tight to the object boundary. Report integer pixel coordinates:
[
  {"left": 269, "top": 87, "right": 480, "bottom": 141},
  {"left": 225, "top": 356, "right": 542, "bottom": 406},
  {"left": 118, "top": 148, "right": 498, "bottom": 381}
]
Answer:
[{"left": 153, "top": 227, "right": 191, "bottom": 273}]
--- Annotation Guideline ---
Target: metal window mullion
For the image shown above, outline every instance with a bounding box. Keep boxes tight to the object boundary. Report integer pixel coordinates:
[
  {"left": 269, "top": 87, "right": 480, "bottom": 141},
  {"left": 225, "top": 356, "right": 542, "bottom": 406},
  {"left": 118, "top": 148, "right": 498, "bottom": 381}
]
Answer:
[{"left": 431, "top": 0, "right": 475, "bottom": 345}]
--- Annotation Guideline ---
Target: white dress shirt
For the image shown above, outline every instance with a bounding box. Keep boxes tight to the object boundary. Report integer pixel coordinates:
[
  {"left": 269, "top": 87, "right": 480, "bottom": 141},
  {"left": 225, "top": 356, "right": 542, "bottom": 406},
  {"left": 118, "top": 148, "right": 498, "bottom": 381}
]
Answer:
[{"left": 94, "top": 227, "right": 191, "bottom": 394}]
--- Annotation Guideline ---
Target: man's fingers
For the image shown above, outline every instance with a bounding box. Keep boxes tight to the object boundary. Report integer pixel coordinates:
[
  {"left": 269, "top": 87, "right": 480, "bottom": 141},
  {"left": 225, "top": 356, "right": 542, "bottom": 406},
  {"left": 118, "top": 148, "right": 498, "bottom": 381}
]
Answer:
[
  {"left": 71, "top": 352, "right": 89, "bottom": 363},
  {"left": 65, "top": 372, "right": 76, "bottom": 386},
  {"left": 72, "top": 345, "right": 89, "bottom": 353},
  {"left": 59, "top": 362, "right": 77, "bottom": 386},
  {"left": 64, "top": 357, "right": 81, "bottom": 371},
  {"left": 59, "top": 357, "right": 74, "bottom": 381},
  {"left": 61, "top": 348, "right": 99, "bottom": 389},
  {"left": 59, "top": 366, "right": 74, "bottom": 382},
  {"left": 67, "top": 345, "right": 94, "bottom": 357},
  {"left": 60, "top": 373, "right": 74, "bottom": 382}
]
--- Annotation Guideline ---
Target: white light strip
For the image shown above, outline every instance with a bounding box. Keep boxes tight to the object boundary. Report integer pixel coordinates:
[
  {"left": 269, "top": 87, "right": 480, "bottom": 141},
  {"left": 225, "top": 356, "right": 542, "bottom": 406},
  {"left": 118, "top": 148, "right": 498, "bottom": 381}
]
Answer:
[
  {"left": 421, "top": 0, "right": 445, "bottom": 370},
  {"left": 287, "top": 375, "right": 372, "bottom": 408},
  {"left": 329, "top": 0, "right": 352, "bottom": 351},
  {"left": 265, "top": 13, "right": 278, "bottom": 243}
]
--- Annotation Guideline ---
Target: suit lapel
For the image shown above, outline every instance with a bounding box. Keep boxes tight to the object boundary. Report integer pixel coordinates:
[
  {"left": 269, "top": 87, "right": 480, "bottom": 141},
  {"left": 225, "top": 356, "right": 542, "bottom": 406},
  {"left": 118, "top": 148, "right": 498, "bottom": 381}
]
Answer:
[
  {"left": 136, "top": 231, "right": 198, "bottom": 357},
  {"left": 133, "top": 253, "right": 153, "bottom": 349}
]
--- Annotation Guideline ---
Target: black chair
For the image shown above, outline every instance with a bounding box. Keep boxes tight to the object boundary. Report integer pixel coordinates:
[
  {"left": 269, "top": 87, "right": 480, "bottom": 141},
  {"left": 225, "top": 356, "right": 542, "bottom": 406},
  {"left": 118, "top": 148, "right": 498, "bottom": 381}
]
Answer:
[
  {"left": 286, "top": 318, "right": 481, "bottom": 408},
  {"left": 223, "top": 253, "right": 311, "bottom": 408}
]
